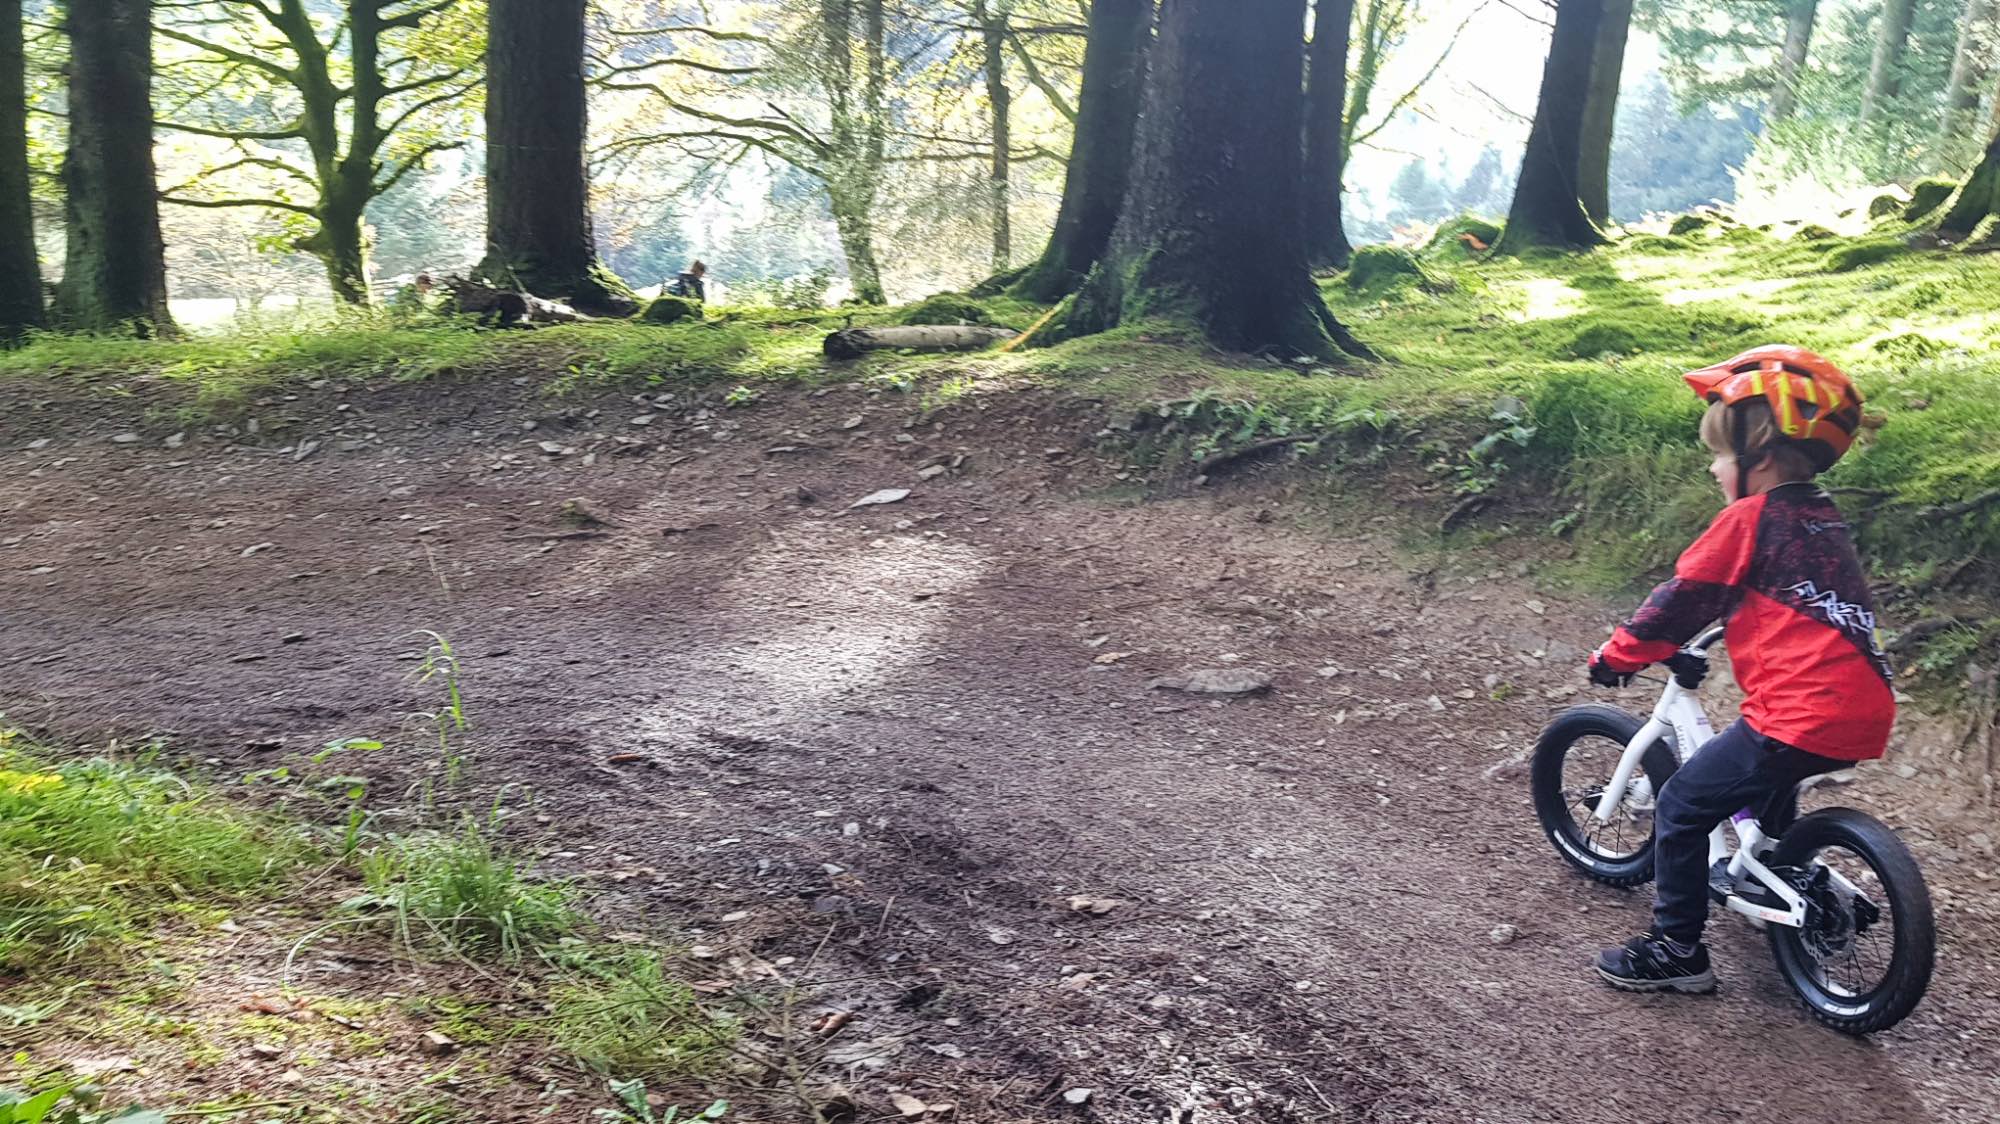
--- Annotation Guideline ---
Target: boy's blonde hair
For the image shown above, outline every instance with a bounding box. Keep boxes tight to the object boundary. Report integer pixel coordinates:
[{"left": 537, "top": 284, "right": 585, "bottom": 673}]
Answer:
[{"left": 1699, "top": 400, "right": 1816, "bottom": 479}]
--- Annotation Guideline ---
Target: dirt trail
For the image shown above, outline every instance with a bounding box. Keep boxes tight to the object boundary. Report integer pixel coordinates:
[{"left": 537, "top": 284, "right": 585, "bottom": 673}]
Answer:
[{"left": 5, "top": 378, "right": 1998, "bottom": 1123}]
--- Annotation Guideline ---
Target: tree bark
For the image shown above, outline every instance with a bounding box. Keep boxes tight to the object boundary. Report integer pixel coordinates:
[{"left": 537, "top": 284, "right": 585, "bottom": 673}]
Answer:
[
  {"left": 53, "top": 0, "right": 174, "bottom": 336},
  {"left": 1497, "top": 0, "right": 1608, "bottom": 254},
  {"left": 1936, "top": 127, "right": 2000, "bottom": 239},
  {"left": 1010, "top": 0, "right": 1149, "bottom": 303},
  {"left": 1861, "top": 0, "right": 1917, "bottom": 127},
  {"left": 479, "top": 0, "right": 634, "bottom": 315},
  {"left": 820, "top": 0, "right": 888, "bottom": 303},
  {"left": 977, "top": 0, "right": 1012, "bottom": 271},
  {"left": 0, "top": 0, "right": 41, "bottom": 341},
  {"left": 1577, "top": 0, "right": 1633, "bottom": 226},
  {"left": 1769, "top": 0, "right": 1818, "bottom": 122},
  {"left": 1304, "top": 0, "right": 1355, "bottom": 270},
  {"left": 1945, "top": 0, "right": 1997, "bottom": 142},
  {"left": 1068, "top": 0, "right": 1367, "bottom": 359}
]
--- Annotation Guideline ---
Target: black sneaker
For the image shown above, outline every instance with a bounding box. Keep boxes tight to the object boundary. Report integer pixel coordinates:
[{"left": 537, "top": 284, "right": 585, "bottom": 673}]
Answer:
[{"left": 1595, "top": 931, "right": 1717, "bottom": 994}]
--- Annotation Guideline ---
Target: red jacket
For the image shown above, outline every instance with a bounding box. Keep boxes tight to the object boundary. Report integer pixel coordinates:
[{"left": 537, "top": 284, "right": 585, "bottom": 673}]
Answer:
[{"left": 1598, "top": 483, "right": 1894, "bottom": 762}]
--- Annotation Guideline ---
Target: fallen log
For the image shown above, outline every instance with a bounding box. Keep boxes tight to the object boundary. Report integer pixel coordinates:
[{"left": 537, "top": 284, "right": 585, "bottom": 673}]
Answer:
[
  {"left": 445, "top": 276, "right": 587, "bottom": 326},
  {"left": 823, "top": 324, "right": 1018, "bottom": 360}
]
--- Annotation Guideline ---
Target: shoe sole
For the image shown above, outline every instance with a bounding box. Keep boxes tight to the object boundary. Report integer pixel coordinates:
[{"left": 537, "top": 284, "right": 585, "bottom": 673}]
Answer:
[{"left": 1597, "top": 966, "right": 1718, "bottom": 994}]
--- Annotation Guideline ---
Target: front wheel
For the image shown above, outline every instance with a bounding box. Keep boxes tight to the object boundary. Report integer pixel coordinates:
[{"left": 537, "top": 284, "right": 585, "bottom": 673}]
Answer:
[
  {"left": 1767, "top": 807, "right": 1935, "bottom": 1035},
  {"left": 1530, "top": 705, "right": 1679, "bottom": 886}
]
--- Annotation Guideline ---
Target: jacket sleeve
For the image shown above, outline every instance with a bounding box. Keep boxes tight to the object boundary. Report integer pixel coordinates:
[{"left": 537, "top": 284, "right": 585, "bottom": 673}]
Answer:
[{"left": 1596, "top": 497, "right": 1762, "bottom": 671}]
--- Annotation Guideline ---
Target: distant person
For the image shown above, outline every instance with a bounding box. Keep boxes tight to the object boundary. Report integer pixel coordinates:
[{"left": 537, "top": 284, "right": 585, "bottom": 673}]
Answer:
[
  {"left": 390, "top": 272, "right": 438, "bottom": 318},
  {"left": 1585, "top": 346, "right": 1887, "bottom": 995},
  {"left": 667, "top": 260, "right": 708, "bottom": 302}
]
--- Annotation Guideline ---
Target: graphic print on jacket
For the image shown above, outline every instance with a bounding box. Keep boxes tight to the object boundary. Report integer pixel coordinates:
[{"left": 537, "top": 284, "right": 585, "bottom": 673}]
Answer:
[{"left": 1599, "top": 482, "right": 1894, "bottom": 761}]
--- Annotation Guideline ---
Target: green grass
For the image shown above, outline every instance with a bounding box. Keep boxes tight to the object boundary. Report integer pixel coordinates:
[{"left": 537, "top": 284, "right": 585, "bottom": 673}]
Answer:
[
  {"left": 550, "top": 951, "right": 737, "bottom": 1083},
  {"left": 358, "top": 826, "right": 582, "bottom": 965},
  {"left": 0, "top": 726, "right": 307, "bottom": 971}
]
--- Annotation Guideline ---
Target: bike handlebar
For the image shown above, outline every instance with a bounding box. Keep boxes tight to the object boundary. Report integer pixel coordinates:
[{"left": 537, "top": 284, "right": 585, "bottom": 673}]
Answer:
[{"left": 1686, "top": 626, "right": 1727, "bottom": 654}]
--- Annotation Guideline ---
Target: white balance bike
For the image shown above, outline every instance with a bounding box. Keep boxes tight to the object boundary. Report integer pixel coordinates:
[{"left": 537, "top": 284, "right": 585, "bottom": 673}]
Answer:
[{"left": 1530, "top": 626, "right": 1936, "bottom": 1034}]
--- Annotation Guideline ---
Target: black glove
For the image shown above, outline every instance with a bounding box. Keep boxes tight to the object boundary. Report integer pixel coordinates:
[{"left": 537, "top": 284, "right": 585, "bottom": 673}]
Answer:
[{"left": 1587, "top": 649, "right": 1636, "bottom": 688}]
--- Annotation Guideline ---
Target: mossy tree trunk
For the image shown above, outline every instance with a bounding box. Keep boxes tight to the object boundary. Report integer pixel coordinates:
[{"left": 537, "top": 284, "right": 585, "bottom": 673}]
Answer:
[
  {"left": 1068, "top": 0, "right": 1367, "bottom": 359},
  {"left": 1944, "top": 0, "right": 1997, "bottom": 142},
  {"left": 820, "top": 0, "right": 888, "bottom": 304},
  {"left": 1496, "top": 0, "right": 1608, "bottom": 255},
  {"left": 53, "top": 0, "right": 175, "bottom": 336},
  {"left": 1769, "top": 0, "right": 1818, "bottom": 122},
  {"left": 1577, "top": 0, "right": 1633, "bottom": 227},
  {"left": 1010, "top": 0, "right": 1149, "bottom": 303},
  {"left": 1860, "top": 0, "right": 1917, "bottom": 127},
  {"left": 1936, "top": 128, "right": 2000, "bottom": 240},
  {"left": 478, "top": 0, "right": 635, "bottom": 316},
  {"left": 1303, "top": 0, "right": 1355, "bottom": 271},
  {"left": 0, "top": 0, "right": 42, "bottom": 341}
]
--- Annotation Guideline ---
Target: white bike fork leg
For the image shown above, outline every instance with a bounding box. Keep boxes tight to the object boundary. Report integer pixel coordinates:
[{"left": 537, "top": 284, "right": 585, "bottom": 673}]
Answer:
[{"left": 1594, "top": 716, "right": 1672, "bottom": 823}]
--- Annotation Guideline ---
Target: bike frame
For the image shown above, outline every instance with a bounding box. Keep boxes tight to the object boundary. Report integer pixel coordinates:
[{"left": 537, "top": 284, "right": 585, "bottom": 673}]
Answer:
[{"left": 1588, "top": 628, "right": 1819, "bottom": 929}]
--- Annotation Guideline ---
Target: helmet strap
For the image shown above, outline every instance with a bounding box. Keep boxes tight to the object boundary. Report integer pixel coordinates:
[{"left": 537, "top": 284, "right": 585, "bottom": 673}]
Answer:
[{"left": 1729, "top": 403, "right": 1765, "bottom": 502}]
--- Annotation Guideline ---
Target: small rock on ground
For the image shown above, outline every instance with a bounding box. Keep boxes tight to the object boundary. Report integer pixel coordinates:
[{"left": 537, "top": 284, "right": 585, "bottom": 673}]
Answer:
[{"left": 1147, "top": 669, "right": 1273, "bottom": 696}]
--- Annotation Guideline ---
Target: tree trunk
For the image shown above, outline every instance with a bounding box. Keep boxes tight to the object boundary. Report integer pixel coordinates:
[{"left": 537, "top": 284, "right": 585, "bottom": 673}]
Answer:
[
  {"left": 1010, "top": 0, "right": 1150, "bottom": 303},
  {"left": 1068, "top": 0, "right": 1367, "bottom": 359},
  {"left": 1769, "top": 0, "right": 1818, "bottom": 122},
  {"left": 978, "top": 0, "right": 1012, "bottom": 271},
  {"left": 1497, "top": 0, "right": 1608, "bottom": 254},
  {"left": 1861, "top": 0, "right": 1917, "bottom": 127},
  {"left": 0, "top": 0, "right": 42, "bottom": 341},
  {"left": 830, "top": 182, "right": 886, "bottom": 304},
  {"left": 1304, "top": 0, "right": 1355, "bottom": 270},
  {"left": 820, "top": 0, "right": 888, "bottom": 303},
  {"left": 53, "top": 0, "right": 174, "bottom": 336},
  {"left": 479, "top": 0, "right": 633, "bottom": 315},
  {"left": 1945, "top": 0, "right": 1997, "bottom": 142},
  {"left": 1577, "top": 0, "right": 1633, "bottom": 226},
  {"left": 1936, "top": 127, "right": 2000, "bottom": 239}
]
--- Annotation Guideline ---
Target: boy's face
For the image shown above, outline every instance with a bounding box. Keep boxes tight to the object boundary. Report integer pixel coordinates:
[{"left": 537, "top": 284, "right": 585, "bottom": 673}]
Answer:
[{"left": 1708, "top": 453, "right": 1739, "bottom": 500}]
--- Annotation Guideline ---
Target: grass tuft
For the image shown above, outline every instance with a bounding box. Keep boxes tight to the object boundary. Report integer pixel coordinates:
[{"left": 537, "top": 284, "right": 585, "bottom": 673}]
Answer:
[
  {"left": 0, "top": 726, "right": 306, "bottom": 971},
  {"left": 551, "top": 951, "right": 738, "bottom": 1082},
  {"left": 359, "top": 826, "right": 582, "bottom": 964}
]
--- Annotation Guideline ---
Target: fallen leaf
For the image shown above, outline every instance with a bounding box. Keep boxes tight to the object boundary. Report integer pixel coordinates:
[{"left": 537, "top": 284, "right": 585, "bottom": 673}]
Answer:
[
  {"left": 240, "top": 995, "right": 296, "bottom": 1015},
  {"left": 1092, "top": 651, "right": 1134, "bottom": 665},
  {"left": 813, "top": 1010, "right": 855, "bottom": 1036},
  {"left": 606, "top": 752, "right": 645, "bottom": 765},
  {"left": 418, "top": 1030, "right": 458, "bottom": 1056},
  {"left": 849, "top": 488, "right": 912, "bottom": 509},
  {"left": 892, "top": 1093, "right": 928, "bottom": 1117},
  {"left": 1526, "top": 599, "right": 1546, "bottom": 615}
]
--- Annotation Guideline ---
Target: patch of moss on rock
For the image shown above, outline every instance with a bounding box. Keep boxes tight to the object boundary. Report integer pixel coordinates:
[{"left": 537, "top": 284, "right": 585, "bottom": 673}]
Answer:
[
  {"left": 1903, "top": 178, "right": 1958, "bottom": 222},
  {"left": 1871, "top": 332, "right": 1945, "bottom": 361},
  {"left": 897, "top": 292, "right": 992, "bottom": 326},
  {"left": 640, "top": 295, "right": 702, "bottom": 324},
  {"left": 1792, "top": 223, "right": 1837, "bottom": 242},
  {"left": 1627, "top": 234, "right": 1693, "bottom": 253},
  {"left": 1421, "top": 215, "right": 1503, "bottom": 258},
  {"left": 1867, "top": 192, "right": 1907, "bottom": 221},
  {"left": 1668, "top": 214, "right": 1713, "bottom": 237},
  {"left": 1345, "top": 245, "right": 1452, "bottom": 293},
  {"left": 1824, "top": 238, "right": 1908, "bottom": 272}
]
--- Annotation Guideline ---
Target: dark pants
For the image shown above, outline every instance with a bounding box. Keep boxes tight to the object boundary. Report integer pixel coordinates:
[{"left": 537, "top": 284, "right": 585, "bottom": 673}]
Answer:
[{"left": 1653, "top": 719, "right": 1847, "bottom": 944}]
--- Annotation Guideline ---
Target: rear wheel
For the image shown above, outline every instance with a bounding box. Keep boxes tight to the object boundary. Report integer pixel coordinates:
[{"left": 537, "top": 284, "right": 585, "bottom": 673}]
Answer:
[
  {"left": 1530, "top": 705, "right": 1679, "bottom": 886},
  {"left": 1767, "top": 807, "right": 1935, "bottom": 1035}
]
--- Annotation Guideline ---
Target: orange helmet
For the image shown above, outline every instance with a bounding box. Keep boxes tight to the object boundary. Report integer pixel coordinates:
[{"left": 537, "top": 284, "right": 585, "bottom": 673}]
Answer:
[{"left": 1683, "top": 345, "right": 1864, "bottom": 473}]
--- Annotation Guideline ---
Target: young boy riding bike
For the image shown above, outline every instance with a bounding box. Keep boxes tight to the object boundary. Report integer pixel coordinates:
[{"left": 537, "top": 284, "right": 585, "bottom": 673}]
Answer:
[{"left": 1585, "top": 345, "right": 1892, "bottom": 993}]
